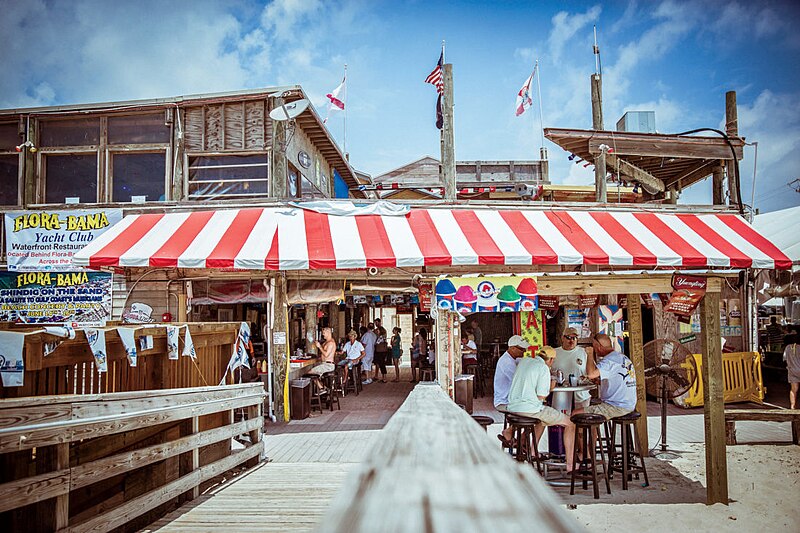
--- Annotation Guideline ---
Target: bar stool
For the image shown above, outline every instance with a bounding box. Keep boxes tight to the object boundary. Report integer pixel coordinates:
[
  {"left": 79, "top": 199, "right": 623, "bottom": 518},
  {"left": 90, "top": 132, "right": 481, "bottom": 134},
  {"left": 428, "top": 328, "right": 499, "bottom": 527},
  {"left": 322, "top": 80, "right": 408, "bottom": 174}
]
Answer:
[
  {"left": 590, "top": 398, "right": 614, "bottom": 456},
  {"left": 321, "top": 371, "right": 340, "bottom": 411},
  {"left": 471, "top": 415, "right": 495, "bottom": 431},
  {"left": 420, "top": 365, "right": 435, "bottom": 381},
  {"left": 506, "top": 413, "right": 543, "bottom": 474},
  {"left": 570, "top": 413, "right": 611, "bottom": 499},
  {"left": 608, "top": 411, "right": 649, "bottom": 490},
  {"left": 344, "top": 362, "right": 362, "bottom": 396},
  {"left": 463, "top": 363, "right": 480, "bottom": 398},
  {"left": 302, "top": 373, "right": 328, "bottom": 414}
]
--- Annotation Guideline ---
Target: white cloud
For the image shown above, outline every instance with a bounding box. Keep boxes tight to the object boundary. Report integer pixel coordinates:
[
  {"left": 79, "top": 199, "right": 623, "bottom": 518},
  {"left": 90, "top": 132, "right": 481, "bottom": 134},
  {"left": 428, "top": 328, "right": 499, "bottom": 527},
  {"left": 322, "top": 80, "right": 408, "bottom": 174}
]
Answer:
[{"left": 547, "top": 5, "right": 601, "bottom": 63}]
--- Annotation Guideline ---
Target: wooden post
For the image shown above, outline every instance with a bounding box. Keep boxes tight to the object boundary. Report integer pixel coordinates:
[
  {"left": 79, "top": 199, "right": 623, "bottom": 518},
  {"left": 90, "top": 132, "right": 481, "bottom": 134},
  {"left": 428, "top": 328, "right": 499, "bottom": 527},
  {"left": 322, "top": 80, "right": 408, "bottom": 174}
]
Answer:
[
  {"left": 442, "top": 63, "right": 456, "bottom": 202},
  {"left": 435, "top": 311, "right": 458, "bottom": 398},
  {"left": 700, "top": 290, "right": 729, "bottom": 505},
  {"left": 270, "top": 98, "right": 288, "bottom": 198},
  {"left": 305, "top": 304, "right": 318, "bottom": 355},
  {"left": 54, "top": 443, "right": 70, "bottom": 530},
  {"left": 179, "top": 416, "right": 200, "bottom": 500},
  {"left": 725, "top": 91, "right": 739, "bottom": 209},
  {"left": 712, "top": 164, "right": 725, "bottom": 205},
  {"left": 272, "top": 275, "right": 289, "bottom": 421},
  {"left": 591, "top": 74, "right": 606, "bottom": 202},
  {"left": 626, "top": 294, "right": 648, "bottom": 452}
]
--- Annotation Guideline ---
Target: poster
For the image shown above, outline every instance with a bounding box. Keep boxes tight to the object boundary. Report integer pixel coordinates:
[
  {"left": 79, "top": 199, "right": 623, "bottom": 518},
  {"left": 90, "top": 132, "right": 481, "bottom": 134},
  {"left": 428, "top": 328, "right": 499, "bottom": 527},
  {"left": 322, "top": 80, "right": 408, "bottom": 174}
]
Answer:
[
  {"left": 0, "top": 331, "right": 26, "bottom": 387},
  {"left": 598, "top": 305, "right": 624, "bottom": 352},
  {"left": 0, "top": 271, "right": 112, "bottom": 326},
  {"left": 519, "top": 311, "right": 546, "bottom": 353},
  {"left": 417, "top": 283, "right": 433, "bottom": 312},
  {"left": 566, "top": 308, "right": 591, "bottom": 339},
  {"left": 435, "top": 276, "right": 537, "bottom": 315},
  {"left": 84, "top": 328, "right": 108, "bottom": 372},
  {"left": 5, "top": 209, "right": 122, "bottom": 271},
  {"left": 664, "top": 274, "right": 707, "bottom": 317}
]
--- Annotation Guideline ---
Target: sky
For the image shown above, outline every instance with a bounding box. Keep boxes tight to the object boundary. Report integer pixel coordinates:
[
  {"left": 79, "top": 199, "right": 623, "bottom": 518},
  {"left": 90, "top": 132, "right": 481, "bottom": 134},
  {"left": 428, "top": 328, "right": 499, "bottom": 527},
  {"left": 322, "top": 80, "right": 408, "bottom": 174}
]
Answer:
[{"left": 1, "top": 0, "right": 799, "bottom": 213}]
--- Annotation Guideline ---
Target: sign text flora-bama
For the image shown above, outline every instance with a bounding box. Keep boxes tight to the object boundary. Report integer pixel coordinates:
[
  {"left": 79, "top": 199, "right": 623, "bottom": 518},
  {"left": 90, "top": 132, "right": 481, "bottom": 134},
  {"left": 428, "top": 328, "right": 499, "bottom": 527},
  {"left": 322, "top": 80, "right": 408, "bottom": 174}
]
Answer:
[{"left": 12, "top": 211, "right": 112, "bottom": 232}]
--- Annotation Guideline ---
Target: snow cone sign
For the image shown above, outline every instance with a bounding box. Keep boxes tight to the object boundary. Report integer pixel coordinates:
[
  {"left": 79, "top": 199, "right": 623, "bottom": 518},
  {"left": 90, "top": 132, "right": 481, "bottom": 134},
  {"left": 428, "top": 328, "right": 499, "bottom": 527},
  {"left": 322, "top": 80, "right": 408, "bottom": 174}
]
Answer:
[{"left": 435, "top": 276, "right": 537, "bottom": 316}]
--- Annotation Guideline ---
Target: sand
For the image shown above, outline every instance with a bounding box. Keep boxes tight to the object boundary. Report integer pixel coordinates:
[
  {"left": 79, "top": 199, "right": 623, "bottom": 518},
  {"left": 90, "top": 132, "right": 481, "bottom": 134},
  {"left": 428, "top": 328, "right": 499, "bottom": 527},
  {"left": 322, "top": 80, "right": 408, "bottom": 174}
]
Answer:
[{"left": 558, "top": 443, "right": 800, "bottom": 531}]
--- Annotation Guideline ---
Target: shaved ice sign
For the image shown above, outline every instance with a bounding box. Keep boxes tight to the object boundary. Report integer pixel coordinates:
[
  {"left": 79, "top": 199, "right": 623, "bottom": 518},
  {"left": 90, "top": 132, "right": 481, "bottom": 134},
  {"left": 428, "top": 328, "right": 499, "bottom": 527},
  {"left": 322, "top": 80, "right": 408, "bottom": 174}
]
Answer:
[{"left": 435, "top": 276, "right": 537, "bottom": 315}]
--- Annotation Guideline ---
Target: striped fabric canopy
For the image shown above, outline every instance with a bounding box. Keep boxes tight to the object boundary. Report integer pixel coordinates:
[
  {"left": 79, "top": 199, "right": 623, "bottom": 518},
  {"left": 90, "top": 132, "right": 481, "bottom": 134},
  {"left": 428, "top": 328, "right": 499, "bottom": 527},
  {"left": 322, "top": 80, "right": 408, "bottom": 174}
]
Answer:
[{"left": 72, "top": 207, "right": 792, "bottom": 271}]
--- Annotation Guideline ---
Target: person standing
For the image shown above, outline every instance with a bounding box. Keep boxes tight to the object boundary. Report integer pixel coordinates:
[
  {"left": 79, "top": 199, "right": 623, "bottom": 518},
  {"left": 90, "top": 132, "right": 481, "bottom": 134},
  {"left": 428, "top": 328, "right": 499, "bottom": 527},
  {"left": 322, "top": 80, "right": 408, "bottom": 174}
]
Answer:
[
  {"left": 391, "top": 326, "right": 402, "bottom": 382},
  {"left": 553, "top": 327, "right": 590, "bottom": 409},
  {"left": 470, "top": 318, "right": 483, "bottom": 353},
  {"left": 360, "top": 323, "right": 377, "bottom": 385},
  {"left": 373, "top": 318, "right": 389, "bottom": 383},
  {"left": 410, "top": 328, "right": 428, "bottom": 383},
  {"left": 783, "top": 333, "right": 799, "bottom": 409}
]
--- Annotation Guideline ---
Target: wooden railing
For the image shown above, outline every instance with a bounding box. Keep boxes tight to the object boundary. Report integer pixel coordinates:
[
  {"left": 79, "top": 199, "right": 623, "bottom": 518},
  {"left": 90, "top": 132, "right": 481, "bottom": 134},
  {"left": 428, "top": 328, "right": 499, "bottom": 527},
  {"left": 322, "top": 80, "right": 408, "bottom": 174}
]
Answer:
[
  {"left": 317, "top": 383, "right": 582, "bottom": 532},
  {"left": 0, "top": 382, "right": 264, "bottom": 532}
]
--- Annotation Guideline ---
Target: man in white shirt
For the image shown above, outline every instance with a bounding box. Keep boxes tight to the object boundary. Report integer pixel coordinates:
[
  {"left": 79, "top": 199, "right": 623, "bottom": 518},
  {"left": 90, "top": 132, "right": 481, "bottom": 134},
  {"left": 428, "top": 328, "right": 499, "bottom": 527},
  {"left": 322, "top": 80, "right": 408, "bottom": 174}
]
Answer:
[
  {"left": 338, "top": 330, "right": 365, "bottom": 388},
  {"left": 493, "top": 335, "right": 529, "bottom": 410},
  {"left": 360, "top": 323, "right": 377, "bottom": 385},
  {"left": 580, "top": 333, "right": 637, "bottom": 419},
  {"left": 553, "top": 327, "right": 590, "bottom": 409}
]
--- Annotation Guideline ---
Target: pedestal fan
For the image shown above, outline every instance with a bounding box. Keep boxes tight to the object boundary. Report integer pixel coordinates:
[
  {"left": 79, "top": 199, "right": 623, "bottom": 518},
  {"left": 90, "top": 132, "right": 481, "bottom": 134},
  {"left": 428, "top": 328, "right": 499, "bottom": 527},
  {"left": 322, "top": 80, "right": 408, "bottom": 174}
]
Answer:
[{"left": 643, "top": 339, "right": 697, "bottom": 459}]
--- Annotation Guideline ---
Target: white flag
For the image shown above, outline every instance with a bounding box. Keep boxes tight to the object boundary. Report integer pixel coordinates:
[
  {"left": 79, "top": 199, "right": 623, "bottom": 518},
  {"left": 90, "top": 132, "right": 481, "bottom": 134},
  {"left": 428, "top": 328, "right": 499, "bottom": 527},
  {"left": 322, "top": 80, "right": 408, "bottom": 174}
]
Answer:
[
  {"left": 84, "top": 328, "right": 108, "bottom": 372},
  {"left": 225, "top": 322, "right": 251, "bottom": 374},
  {"left": 117, "top": 327, "right": 139, "bottom": 367},
  {"left": 166, "top": 325, "right": 181, "bottom": 360},
  {"left": 182, "top": 326, "right": 196, "bottom": 360},
  {"left": 0, "top": 331, "right": 26, "bottom": 387},
  {"left": 515, "top": 70, "right": 534, "bottom": 116},
  {"left": 44, "top": 325, "right": 76, "bottom": 339},
  {"left": 323, "top": 75, "right": 346, "bottom": 123}
]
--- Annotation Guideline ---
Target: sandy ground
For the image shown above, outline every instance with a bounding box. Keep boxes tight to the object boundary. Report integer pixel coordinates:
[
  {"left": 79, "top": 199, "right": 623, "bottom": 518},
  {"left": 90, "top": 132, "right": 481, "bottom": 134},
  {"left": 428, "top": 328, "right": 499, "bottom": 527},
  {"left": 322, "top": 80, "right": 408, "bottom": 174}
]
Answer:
[{"left": 559, "top": 443, "right": 800, "bottom": 531}]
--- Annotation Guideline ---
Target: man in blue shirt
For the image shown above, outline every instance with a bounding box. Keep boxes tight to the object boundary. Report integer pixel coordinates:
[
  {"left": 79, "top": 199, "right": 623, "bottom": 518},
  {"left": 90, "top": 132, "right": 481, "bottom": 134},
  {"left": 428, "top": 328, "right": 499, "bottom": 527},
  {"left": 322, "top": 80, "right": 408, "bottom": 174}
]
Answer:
[{"left": 581, "top": 333, "right": 637, "bottom": 419}]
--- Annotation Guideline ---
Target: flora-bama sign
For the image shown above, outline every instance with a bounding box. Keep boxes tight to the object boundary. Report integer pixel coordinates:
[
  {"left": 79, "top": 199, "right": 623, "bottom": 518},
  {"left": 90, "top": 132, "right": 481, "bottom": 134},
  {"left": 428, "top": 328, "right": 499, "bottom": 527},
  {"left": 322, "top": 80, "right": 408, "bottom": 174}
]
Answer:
[{"left": 4, "top": 209, "right": 122, "bottom": 271}]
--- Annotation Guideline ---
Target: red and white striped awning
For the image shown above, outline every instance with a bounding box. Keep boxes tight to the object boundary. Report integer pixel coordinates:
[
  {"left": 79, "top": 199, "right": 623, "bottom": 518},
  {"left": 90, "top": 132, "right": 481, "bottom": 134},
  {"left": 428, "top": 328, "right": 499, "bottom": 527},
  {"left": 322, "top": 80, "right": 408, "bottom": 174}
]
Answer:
[{"left": 72, "top": 207, "right": 792, "bottom": 271}]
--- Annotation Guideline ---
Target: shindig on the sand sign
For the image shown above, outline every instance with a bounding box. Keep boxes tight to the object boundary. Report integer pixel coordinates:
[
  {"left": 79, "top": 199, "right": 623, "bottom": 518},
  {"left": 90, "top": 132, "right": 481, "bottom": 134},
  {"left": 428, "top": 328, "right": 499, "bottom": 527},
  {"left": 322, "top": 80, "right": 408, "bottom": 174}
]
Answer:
[{"left": 664, "top": 274, "right": 707, "bottom": 317}]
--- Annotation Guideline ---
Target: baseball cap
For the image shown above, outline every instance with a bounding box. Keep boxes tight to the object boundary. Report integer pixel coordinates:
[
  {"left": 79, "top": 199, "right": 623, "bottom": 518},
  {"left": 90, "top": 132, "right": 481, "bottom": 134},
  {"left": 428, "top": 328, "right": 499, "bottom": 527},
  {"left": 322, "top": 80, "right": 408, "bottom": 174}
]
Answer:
[
  {"left": 536, "top": 346, "right": 557, "bottom": 360},
  {"left": 507, "top": 335, "right": 531, "bottom": 349},
  {"left": 563, "top": 327, "right": 579, "bottom": 337}
]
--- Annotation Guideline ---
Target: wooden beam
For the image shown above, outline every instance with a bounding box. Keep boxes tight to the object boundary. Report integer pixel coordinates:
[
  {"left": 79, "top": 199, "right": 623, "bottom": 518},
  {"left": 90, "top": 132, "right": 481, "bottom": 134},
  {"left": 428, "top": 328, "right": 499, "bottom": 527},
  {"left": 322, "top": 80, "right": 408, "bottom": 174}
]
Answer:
[
  {"left": 626, "top": 294, "right": 648, "bottom": 452},
  {"left": 442, "top": 64, "right": 456, "bottom": 202},
  {"left": 663, "top": 159, "right": 717, "bottom": 190},
  {"left": 272, "top": 276, "right": 289, "bottom": 421},
  {"left": 712, "top": 164, "right": 725, "bottom": 205},
  {"left": 606, "top": 155, "right": 665, "bottom": 193},
  {"left": 700, "top": 292, "right": 729, "bottom": 505}
]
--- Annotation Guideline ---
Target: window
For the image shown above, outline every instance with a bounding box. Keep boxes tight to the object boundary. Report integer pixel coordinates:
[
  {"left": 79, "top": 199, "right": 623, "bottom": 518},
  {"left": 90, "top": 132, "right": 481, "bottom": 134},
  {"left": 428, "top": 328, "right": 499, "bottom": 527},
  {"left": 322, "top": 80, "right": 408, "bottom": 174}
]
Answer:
[
  {"left": 0, "top": 123, "right": 19, "bottom": 151},
  {"left": 112, "top": 152, "right": 166, "bottom": 202},
  {"left": 40, "top": 118, "right": 100, "bottom": 147},
  {"left": 44, "top": 154, "right": 97, "bottom": 203},
  {"left": 108, "top": 114, "right": 170, "bottom": 144},
  {"left": 187, "top": 154, "right": 269, "bottom": 200},
  {"left": 0, "top": 155, "right": 20, "bottom": 205}
]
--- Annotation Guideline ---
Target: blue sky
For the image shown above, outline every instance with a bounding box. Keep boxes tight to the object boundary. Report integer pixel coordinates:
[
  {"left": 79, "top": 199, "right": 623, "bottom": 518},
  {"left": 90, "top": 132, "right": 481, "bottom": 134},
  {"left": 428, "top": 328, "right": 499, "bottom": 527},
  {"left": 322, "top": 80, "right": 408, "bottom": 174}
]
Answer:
[{"left": 2, "top": 0, "right": 799, "bottom": 213}]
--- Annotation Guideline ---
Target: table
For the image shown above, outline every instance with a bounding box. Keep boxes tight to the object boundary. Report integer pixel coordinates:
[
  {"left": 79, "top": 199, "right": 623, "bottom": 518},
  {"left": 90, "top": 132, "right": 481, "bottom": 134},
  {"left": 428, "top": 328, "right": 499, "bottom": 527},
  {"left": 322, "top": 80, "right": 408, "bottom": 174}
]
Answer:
[{"left": 544, "top": 384, "right": 596, "bottom": 486}]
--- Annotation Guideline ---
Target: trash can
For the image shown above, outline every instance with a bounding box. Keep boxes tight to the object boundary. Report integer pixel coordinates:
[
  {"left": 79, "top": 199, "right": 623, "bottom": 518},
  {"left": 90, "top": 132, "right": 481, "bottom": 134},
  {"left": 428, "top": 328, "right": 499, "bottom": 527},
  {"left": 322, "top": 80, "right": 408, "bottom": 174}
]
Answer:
[
  {"left": 290, "top": 378, "right": 311, "bottom": 420},
  {"left": 454, "top": 374, "right": 474, "bottom": 414}
]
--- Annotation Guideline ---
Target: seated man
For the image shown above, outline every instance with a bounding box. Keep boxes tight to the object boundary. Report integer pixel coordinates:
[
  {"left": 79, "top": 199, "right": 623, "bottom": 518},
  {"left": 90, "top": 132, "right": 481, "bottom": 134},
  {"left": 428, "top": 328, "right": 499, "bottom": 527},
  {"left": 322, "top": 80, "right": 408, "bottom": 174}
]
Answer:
[
  {"left": 579, "top": 333, "right": 637, "bottom": 420},
  {"left": 503, "top": 346, "right": 576, "bottom": 472},
  {"left": 493, "top": 335, "right": 529, "bottom": 412},
  {"left": 338, "top": 330, "right": 365, "bottom": 386},
  {"left": 308, "top": 327, "right": 337, "bottom": 392},
  {"left": 553, "top": 327, "right": 591, "bottom": 409},
  {"left": 461, "top": 330, "right": 478, "bottom": 366}
]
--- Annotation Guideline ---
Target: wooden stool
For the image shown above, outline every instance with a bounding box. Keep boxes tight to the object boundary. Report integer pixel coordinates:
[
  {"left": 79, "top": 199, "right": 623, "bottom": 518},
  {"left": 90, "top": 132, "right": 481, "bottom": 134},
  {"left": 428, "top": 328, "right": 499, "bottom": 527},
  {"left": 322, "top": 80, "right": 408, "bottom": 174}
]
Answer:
[
  {"left": 570, "top": 413, "right": 611, "bottom": 499},
  {"left": 609, "top": 411, "right": 649, "bottom": 490},
  {"left": 590, "top": 398, "right": 614, "bottom": 456},
  {"left": 322, "top": 371, "right": 340, "bottom": 411},
  {"left": 506, "top": 413, "right": 543, "bottom": 474},
  {"left": 464, "top": 363, "right": 479, "bottom": 398},
  {"left": 420, "top": 366, "right": 435, "bottom": 381},
  {"left": 471, "top": 415, "right": 495, "bottom": 431},
  {"left": 344, "top": 362, "right": 362, "bottom": 396},
  {"left": 303, "top": 373, "right": 328, "bottom": 414}
]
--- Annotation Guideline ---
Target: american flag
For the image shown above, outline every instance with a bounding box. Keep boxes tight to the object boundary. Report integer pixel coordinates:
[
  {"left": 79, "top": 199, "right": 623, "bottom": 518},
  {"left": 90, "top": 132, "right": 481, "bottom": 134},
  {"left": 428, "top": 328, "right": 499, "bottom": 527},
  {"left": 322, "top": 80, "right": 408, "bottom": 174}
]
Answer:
[{"left": 425, "top": 52, "right": 444, "bottom": 95}]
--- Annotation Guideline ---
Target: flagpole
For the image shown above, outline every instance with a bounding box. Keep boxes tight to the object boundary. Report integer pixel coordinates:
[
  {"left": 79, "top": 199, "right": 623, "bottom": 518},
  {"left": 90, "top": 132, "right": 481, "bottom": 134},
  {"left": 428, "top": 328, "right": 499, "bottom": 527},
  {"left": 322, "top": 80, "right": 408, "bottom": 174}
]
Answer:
[
  {"left": 343, "top": 64, "right": 348, "bottom": 157},
  {"left": 534, "top": 60, "right": 546, "bottom": 158}
]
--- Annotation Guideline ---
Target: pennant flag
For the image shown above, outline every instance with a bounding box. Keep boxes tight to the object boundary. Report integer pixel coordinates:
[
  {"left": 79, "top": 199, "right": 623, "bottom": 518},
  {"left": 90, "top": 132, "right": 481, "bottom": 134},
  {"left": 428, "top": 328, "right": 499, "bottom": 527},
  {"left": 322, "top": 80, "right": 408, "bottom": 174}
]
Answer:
[
  {"left": 323, "top": 75, "right": 346, "bottom": 124},
  {"left": 44, "top": 325, "right": 76, "bottom": 339},
  {"left": 84, "top": 328, "right": 108, "bottom": 372},
  {"left": 182, "top": 325, "right": 196, "bottom": 360},
  {"left": 425, "top": 51, "right": 444, "bottom": 129},
  {"left": 515, "top": 71, "right": 534, "bottom": 116},
  {"left": 0, "top": 331, "right": 26, "bottom": 387},
  {"left": 117, "top": 327, "right": 139, "bottom": 367},
  {"left": 225, "top": 322, "right": 252, "bottom": 380},
  {"left": 166, "top": 325, "right": 181, "bottom": 360}
]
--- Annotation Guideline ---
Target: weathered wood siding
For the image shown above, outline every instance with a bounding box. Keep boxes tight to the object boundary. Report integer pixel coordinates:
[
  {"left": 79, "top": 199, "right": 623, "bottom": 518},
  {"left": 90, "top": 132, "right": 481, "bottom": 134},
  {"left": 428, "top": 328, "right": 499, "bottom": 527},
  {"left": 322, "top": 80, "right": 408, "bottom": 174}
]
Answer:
[{"left": 184, "top": 100, "right": 270, "bottom": 152}]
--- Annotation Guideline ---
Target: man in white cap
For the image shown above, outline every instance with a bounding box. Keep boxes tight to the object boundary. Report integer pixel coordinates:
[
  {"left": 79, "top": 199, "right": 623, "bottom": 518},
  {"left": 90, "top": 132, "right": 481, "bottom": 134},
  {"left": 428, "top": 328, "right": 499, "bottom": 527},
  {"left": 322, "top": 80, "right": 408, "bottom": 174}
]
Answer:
[
  {"left": 553, "top": 327, "right": 590, "bottom": 409},
  {"left": 493, "top": 335, "right": 530, "bottom": 413}
]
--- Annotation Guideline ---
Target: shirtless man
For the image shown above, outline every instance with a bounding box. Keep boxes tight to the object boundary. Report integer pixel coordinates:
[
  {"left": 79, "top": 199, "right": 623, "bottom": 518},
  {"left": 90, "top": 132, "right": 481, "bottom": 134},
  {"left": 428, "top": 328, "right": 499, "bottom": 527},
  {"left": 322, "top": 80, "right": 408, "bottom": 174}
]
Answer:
[{"left": 309, "top": 327, "right": 337, "bottom": 390}]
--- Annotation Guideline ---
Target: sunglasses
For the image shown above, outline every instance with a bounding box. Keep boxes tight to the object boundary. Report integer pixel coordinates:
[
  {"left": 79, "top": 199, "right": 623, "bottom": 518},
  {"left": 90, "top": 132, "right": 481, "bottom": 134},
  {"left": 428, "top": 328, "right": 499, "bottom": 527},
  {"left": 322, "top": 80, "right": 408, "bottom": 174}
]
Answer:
[{"left": 563, "top": 335, "right": 578, "bottom": 340}]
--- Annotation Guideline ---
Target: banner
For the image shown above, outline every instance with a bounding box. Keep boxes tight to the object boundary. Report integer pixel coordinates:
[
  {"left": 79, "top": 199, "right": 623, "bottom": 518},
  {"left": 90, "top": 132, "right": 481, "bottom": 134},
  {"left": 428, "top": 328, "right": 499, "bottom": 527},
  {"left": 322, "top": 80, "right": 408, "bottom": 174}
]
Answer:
[
  {"left": 417, "top": 283, "right": 433, "bottom": 312},
  {"left": 0, "top": 331, "right": 26, "bottom": 387},
  {"left": 84, "top": 328, "right": 108, "bottom": 372},
  {"left": 435, "top": 276, "right": 537, "bottom": 315},
  {"left": 519, "top": 311, "right": 546, "bottom": 352},
  {"left": 5, "top": 209, "right": 122, "bottom": 271},
  {"left": 664, "top": 274, "right": 707, "bottom": 317},
  {"left": 117, "top": 327, "right": 139, "bottom": 367},
  {"left": 0, "top": 271, "right": 112, "bottom": 326},
  {"left": 166, "top": 325, "right": 181, "bottom": 360},
  {"left": 598, "top": 305, "right": 624, "bottom": 352},
  {"left": 182, "top": 326, "right": 196, "bottom": 359}
]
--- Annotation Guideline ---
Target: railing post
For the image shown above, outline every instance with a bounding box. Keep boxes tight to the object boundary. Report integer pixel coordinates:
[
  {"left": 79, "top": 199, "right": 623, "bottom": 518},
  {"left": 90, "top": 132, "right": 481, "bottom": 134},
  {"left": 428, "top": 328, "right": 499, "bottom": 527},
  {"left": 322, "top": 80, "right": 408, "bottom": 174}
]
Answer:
[{"left": 55, "top": 443, "right": 70, "bottom": 531}]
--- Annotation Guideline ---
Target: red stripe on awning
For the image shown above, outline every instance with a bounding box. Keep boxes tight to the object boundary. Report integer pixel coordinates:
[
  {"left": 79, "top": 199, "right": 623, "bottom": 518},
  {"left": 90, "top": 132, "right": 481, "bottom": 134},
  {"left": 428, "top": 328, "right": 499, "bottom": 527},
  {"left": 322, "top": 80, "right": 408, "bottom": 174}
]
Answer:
[
  {"left": 265, "top": 230, "right": 280, "bottom": 270},
  {"left": 677, "top": 214, "right": 750, "bottom": 268},
  {"left": 88, "top": 214, "right": 164, "bottom": 268},
  {"left": 206, "top": 209, "right": 263, "bottom": 268},
  {"left": 545, "top": 211, "right": 609, "bottom": 264},
  {"left": 632, "top": 213, "right": 706, "bottom": 267},
  {"left": 451, "top": 211, "right": 505, "bottom": 264},
  {"left": 590, "top": 212, "right": 656, "bottom": 265},
  {"left": 406, "top": 210, "right": 451, "bottom": 266},
  {"left": 498, "top": 211, "right": 558, "bottom": 264},
  {"left": 149, "top": 211, "right": 215, "bottom": 267},
  {"left": 304, "top": 210, "right": 336, "bottom": 269},
  {"left": 355, "top": 215, "right": 396, "bottom": 268},
  {"left": 718, "top": 215, "right": 793, "bottom": 269}
]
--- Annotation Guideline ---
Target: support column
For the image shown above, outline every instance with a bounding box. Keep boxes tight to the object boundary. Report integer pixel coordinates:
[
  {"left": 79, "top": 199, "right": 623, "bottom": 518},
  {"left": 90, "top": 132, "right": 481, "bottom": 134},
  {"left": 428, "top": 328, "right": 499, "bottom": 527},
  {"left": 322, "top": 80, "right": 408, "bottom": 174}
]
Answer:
[
  {"left": 272, "top": 275, "right": 289, "bottom": 421},
  {"left": 270, "top": 98, "right": 288, "bottom": 199},
  {"left": 435, "top": 311, "right": 458, "bottom": 398},
  {"left": 591, "top": 74, "right": 606, "bottom": 202},
  {"left": 442, "top": 63, "right": 456, "bottom": 202},
  {"left": 700, "top": 290, "right": 729, "bottom": 505},
  {"left": 626, "top": 294, "right": 648, "bottom": 452},
  {"left": 712, "top": 164, "right": 725, "bottom": 205},
  {"left": 725, "top": 92, "right": 739, "bottom": 209},
  {"left": 305, "top": 304, "right": 318, "bottom": 355}
]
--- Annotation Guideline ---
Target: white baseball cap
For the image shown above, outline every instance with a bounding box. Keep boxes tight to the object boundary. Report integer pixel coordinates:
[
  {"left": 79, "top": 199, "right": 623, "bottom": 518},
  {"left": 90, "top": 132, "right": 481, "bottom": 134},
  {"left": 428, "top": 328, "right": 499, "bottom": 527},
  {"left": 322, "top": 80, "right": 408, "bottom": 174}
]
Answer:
[{"left": 507, "top": 335, "right": 530, "bottom": 349}]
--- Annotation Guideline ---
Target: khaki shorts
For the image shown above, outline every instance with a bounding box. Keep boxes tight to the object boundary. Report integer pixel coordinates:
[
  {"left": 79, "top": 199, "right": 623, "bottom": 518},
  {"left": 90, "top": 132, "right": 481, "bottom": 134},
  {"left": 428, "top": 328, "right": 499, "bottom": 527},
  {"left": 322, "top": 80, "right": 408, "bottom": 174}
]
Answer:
[
  {"left": 511, "top": 405, "right": 569, "bottom": 427},
  {"left": 585, "top": 402, "right": 632, "bottom": 420}
]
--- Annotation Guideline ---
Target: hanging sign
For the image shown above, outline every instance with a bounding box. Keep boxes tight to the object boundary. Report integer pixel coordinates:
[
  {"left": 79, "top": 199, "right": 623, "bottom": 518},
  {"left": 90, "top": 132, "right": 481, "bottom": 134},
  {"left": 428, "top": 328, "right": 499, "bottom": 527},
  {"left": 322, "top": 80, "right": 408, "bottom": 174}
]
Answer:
[
  {"left": 578, "top": 294, "right": 599, "bottom": 308},
  {"left": 664, "top": 274, "right": 707, "bottom": 317},
  {"left": 0, "top": 271, "right": 112, "bottom": 326},
  {"left": 435, "top": 276, "right": 537, "bottom": 315},
  {"left": 538, "top": 295, "right": 560, "bottom": 311},
  {"left": 4, "top": 209, "right": 122, "bottom": 271},
  {"left": 519, "top": 311, "right": 546, "bottom": 352},
  {"left": 640, "top": 293, "right": 654, "bottom": 308},
  {"left": 417, "top": 283, "right": 433, "bottom": 312}
]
